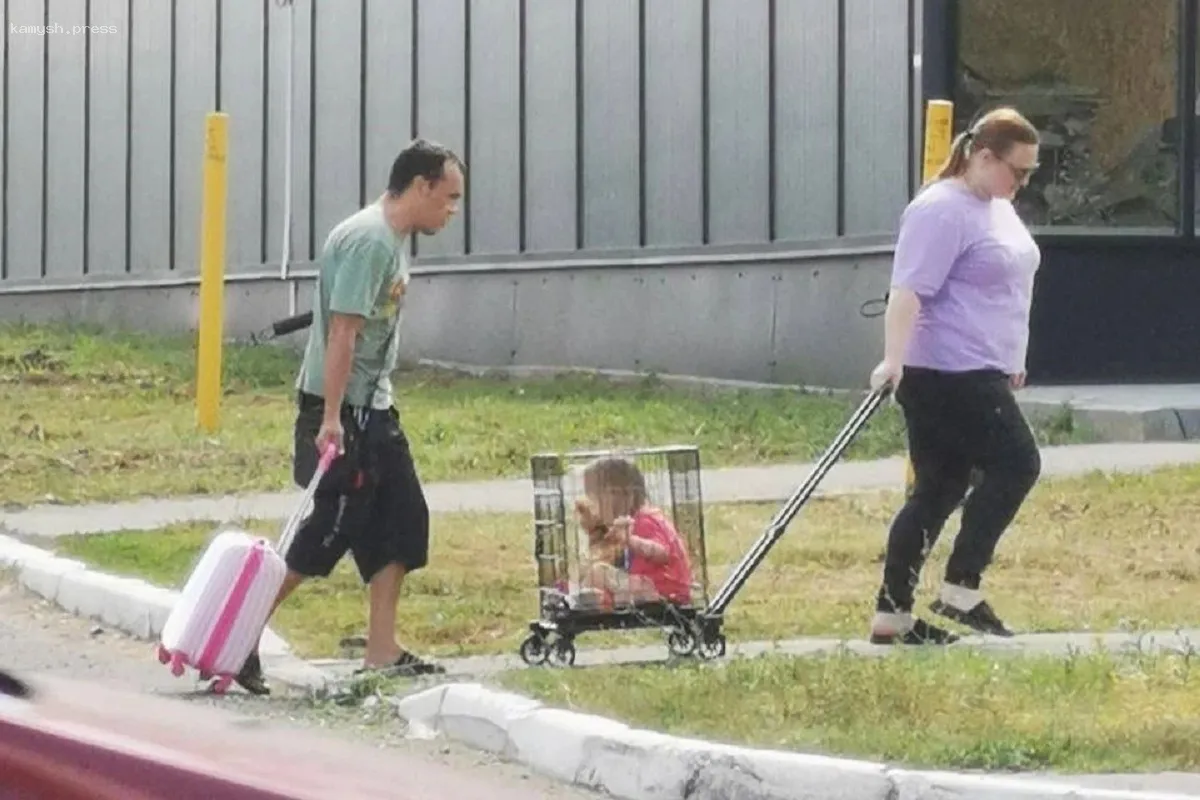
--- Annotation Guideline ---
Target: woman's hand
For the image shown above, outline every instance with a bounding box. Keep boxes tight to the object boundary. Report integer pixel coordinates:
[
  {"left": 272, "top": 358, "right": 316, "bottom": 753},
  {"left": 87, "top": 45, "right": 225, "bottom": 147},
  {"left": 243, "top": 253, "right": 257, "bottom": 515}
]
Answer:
[{"left": 869, "top": 358, "right": 903, "bottom": 392}]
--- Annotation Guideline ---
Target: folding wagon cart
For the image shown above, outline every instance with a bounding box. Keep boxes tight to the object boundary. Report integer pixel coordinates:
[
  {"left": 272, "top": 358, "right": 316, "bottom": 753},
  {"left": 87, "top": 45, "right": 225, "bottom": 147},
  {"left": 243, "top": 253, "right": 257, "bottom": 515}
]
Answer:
[{"left": 518, "top": 387, "right": 890, "bottom": 667}]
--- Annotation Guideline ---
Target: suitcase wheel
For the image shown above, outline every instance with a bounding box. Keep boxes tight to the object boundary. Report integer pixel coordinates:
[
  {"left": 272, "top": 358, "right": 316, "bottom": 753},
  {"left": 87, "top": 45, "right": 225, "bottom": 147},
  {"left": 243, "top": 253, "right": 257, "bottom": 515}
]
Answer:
[
  {"left": 170, "top": 652, "right": 186, "bottom": 677},
  {"left": 156, "top": 644, "right": 171, "bottom": 665},
  {"left": 211, "top": 676, "right": 233, "bottom": 695}
]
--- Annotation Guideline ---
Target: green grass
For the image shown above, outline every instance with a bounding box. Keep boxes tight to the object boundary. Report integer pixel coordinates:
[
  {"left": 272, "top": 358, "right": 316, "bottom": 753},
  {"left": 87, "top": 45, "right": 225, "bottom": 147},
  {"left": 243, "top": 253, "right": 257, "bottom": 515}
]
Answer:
[
  {"left": 0, "top": 322, "right": 922, "bottom": 507},
  {"left": 0, "top": 323, "right": 1093, "bottom": 508},
  {"left": 497, "top": 648, "right": 1200, "bottom": 773},
  {"left": 52, "top": 464, "right": 1200, "bottom": 660}
]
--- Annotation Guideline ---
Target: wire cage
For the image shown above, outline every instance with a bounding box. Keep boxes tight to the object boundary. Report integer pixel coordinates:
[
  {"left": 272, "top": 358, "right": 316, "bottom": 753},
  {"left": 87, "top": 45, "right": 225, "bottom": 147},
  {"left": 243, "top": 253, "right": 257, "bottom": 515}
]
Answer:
[{"left": 522, "top": 444, "right": 717, "bottom": 667}]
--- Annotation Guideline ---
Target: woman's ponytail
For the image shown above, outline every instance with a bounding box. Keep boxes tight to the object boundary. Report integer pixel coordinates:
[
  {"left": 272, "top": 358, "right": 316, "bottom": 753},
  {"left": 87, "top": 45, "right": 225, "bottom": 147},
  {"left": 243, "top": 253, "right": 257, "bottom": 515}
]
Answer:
[{"left": 930, "top": 130, "right": 973, "bottom": 184}]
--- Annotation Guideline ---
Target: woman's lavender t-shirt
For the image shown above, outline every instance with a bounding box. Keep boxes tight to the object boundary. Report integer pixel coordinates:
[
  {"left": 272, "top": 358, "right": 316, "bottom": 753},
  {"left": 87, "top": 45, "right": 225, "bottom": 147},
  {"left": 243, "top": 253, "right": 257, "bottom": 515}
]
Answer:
[{"left": 890, "top": 179, "right": 1040, "bottom": 374}]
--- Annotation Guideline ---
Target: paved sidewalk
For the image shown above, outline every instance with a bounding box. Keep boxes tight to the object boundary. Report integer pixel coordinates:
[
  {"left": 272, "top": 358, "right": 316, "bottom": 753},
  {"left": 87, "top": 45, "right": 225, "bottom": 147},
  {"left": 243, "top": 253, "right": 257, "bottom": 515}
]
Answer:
[
  {"left": 312, "top": 626, "right": 1200, "bottom": 683},
  {"left": 6, "top": 442, "right": 1200, "bottom": 538}
]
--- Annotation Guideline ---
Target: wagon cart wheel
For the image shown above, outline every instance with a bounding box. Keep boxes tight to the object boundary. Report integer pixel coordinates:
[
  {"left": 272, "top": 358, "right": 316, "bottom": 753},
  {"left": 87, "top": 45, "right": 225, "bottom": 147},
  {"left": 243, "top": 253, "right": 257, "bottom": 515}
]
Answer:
[
  {"left": 666, "top": 628, "right": 698, "bottom": 658},
  {"left": 519, "top": 634, "right": 551, "bottom": 666},
  {"left": 698, "top": 633, "right": 726, "bottom": 660},
  {"left": 546, "top": 636, "right": 577, "bottom": 668}
]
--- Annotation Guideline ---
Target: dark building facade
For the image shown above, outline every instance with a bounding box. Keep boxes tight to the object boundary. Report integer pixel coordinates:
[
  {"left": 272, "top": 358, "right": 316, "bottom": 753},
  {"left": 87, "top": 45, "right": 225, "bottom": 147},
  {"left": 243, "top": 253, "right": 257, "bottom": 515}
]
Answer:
[{"left": 924, "top": 0, "right": 1200, "bottom": 384}]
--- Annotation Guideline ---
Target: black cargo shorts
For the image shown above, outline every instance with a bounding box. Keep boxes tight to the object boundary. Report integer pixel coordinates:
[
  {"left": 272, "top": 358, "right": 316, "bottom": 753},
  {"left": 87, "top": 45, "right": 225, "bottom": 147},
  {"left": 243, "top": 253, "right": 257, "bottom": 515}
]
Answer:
[{"left": 286, "top": 392, "right": 430, "bottom": 583}]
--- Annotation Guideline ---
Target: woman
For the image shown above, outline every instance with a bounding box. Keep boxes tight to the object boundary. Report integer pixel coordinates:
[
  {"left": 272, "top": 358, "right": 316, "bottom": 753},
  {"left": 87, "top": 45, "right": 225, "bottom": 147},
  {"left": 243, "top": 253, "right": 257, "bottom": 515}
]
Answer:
[{"left": 867, "top": 107, "right": 1043, "bottom": 646}]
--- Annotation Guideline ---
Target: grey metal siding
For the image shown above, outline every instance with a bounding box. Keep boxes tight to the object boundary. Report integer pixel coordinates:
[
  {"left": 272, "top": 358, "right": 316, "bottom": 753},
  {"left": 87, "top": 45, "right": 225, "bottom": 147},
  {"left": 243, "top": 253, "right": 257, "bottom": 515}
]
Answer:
[
  {"left": 264, "top": 0, "right": 314, "bottom": 266},
  {"left": 706, "top": 0, "right": 771, "bottom": 245},
  {"left": 773, "top": 0, "right": 839, "bottom": 241},
  {"left": 643, "top": 0, "right": 704, "bottom": 248},
  {"left": 522, "top": 0, "right": 578, "bottom": 253},
  {"left": 363, "top": 0, "right": 414, "bottom": 216},
  {"left": 172, "top": 0, "right": 216, "bottom": 274},
  {"left": 88, "top": 0, "right": 130, "bottom": 276},
  {"left": 465, "top": 0, "right": 521, "bottom": 255},
  {"left": 843, "top": 0, "right": 911, "bottom": 235},
  {"left": 128, "top": 0, "right": 172, "bottom": 275},
  {"left": 0, "top": 0, "right": 912, "bottom": 394},
  {"left": 311, "top": 2, "right": 361, "bottom": 261},
  {"left": 45, "top": 2, "right": 87, "bottom": 280},
  {"left": 580, "top": 0, "right": 640, "bottom": 250},
  {"left": 414, "top": 0, "right": 467, "bottom": 257},
  {"left": 6, "top": 0, "right": 46, "bottom": 281},
  {"left": 220, "top": 0, "right": 265, "bottom": 273}
]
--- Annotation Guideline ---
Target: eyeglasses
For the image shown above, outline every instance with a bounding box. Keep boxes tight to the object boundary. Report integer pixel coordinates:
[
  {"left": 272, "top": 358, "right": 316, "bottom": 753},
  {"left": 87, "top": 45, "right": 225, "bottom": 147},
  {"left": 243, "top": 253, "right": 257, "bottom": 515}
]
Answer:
[{"left": 1001, "top": 158, "right": 1039, "bottom": 184}]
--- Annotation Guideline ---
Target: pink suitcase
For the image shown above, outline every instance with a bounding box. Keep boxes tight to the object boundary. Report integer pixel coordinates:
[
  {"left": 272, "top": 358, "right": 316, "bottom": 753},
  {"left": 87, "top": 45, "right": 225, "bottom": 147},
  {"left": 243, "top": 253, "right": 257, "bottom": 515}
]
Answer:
[{"left": 156, "top": 444, "right": 337, "bottom": 693}]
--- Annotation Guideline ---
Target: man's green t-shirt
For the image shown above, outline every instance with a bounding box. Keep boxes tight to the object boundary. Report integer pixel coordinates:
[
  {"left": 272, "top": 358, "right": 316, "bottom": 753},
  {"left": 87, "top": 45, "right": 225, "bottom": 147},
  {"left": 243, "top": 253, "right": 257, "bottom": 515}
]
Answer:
[{"left": 296, "top": 202, "right": 410, "bottom": 410}]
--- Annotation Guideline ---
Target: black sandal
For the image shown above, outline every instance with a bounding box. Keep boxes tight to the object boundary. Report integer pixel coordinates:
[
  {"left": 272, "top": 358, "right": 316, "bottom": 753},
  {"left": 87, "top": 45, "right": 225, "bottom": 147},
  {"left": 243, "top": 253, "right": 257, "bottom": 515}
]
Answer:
[{"left": 354, "top": 650, "right": 447, "bottom": 678}]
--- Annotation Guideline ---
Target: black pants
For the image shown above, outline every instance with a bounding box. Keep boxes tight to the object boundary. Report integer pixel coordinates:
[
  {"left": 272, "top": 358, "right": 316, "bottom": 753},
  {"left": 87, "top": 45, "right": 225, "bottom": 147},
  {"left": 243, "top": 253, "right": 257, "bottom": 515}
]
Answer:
[
  {"left": 287, "top": 392, "right": 431, "bottom": 583},
  {"left": 876, "top": 367, "right": 1041, "bottom": 614}
]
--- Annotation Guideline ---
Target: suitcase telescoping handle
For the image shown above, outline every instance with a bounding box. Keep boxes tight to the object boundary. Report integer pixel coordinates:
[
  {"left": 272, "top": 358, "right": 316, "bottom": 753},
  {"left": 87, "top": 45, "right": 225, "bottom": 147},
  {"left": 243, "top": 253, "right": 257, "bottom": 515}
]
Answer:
[{"left": 276, "top": 442, "right": 340, "bottom": 558}]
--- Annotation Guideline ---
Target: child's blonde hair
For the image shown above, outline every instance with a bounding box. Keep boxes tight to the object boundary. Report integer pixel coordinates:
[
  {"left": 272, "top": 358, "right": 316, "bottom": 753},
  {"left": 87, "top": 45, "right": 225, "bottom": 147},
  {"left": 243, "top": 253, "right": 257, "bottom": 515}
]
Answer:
[{"left": 582, "top": 456, "right": 648, "bottom": 517}]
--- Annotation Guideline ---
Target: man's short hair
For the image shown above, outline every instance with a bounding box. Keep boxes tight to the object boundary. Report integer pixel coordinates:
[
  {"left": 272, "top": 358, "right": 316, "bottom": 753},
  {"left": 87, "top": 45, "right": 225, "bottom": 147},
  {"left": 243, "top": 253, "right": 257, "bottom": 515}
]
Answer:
[{"left": 387, "top": 139, "right": 465, "bottom": 195}]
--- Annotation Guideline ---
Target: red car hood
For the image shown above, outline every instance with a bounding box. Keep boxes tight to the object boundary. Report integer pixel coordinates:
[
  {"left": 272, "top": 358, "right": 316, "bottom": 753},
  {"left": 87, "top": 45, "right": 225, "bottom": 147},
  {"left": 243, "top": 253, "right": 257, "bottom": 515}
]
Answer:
[{"left": 0, "top": 672, "right": 535, "bottom": 800}]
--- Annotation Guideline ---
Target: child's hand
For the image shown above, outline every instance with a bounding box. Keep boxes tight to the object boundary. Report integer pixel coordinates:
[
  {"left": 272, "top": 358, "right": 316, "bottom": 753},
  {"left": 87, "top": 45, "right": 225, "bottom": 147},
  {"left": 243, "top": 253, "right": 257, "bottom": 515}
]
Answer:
[
  {"left": 610, "top": 516, "right": 633, "bottom": 545},
  {"left": 575, "top": 497, "right": 601, "bottom": 531}
]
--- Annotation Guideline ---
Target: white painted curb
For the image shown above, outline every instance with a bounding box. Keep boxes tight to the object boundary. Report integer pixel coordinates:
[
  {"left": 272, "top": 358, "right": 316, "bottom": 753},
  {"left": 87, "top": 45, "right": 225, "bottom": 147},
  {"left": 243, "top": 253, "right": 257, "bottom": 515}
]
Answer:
[
  {"left": 0, "top": 533, "right": 330, "bottom": 691},
  {"left": 395, "top": 683, "right": 1200, "bottom": 800}
]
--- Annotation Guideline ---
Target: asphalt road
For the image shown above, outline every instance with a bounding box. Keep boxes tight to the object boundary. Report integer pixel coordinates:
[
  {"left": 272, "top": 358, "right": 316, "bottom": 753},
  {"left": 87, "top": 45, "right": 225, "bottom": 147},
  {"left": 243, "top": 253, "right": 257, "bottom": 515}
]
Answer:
[{"left": 0, "top": 579, "right": 603, "bottom": 800}]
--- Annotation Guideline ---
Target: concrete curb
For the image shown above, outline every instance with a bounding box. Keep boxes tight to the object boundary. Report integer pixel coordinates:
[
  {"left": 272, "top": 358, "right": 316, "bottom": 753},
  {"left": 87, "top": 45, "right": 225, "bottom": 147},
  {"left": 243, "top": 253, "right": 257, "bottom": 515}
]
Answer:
[
  {"left": 0, "top": 533, "right": 331, "bottom": 693},
  {"left": 395, "top": 682, "right": 1199, "bottom": 800},
  {"left": 1017, "top": 386, "right": 1200, "bottom": 444}
]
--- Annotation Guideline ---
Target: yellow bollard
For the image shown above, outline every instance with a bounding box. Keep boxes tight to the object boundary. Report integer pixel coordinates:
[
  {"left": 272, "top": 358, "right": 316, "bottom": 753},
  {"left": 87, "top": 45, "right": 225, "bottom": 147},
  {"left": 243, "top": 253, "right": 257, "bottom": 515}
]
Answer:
[
  {"left": 904, "top": 99, "right": 954, "bottom": 497},
  {"left": 196, "top": 112, "right": 230, "bottom": 433},
  {"left": 921, "top": 99, "right": 954, "bottom": 186}
]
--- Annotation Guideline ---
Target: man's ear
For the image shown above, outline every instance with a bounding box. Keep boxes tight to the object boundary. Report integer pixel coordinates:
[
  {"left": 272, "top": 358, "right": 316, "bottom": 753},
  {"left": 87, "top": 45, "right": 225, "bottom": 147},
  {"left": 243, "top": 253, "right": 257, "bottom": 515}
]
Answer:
[{"left": 418, "top": 175, "right": 438, "bottom": 195}]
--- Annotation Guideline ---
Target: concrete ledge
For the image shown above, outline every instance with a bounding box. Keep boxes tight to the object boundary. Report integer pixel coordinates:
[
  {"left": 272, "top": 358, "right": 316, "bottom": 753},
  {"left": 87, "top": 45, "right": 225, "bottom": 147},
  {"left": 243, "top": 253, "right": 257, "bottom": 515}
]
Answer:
[
  {"left": 0, "top": 250, "right": 895, "bottom": 390},
  {"left": 395, "top": 683, "right": 1200, "bottom": 800},
  {"left": 0, "top": 533, "right": 330, "bottom": 692},
  {"left": 1018, "top": 386, "right": 1200, "bottom": 444}
]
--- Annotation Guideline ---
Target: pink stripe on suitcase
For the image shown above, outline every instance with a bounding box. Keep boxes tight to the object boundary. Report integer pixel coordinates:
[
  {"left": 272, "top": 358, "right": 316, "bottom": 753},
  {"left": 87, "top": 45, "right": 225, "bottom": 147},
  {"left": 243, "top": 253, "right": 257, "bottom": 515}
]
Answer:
[{"left": 197, "top": 543, "right": 265, "bottom": 673}]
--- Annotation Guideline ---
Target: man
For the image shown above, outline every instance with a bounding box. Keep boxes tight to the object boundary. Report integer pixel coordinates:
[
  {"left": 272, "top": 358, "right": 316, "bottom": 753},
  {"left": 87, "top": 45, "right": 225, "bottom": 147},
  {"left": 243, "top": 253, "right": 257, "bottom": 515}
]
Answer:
[{"left": 236, "top": 139, "right": 465, "bottom": 695}]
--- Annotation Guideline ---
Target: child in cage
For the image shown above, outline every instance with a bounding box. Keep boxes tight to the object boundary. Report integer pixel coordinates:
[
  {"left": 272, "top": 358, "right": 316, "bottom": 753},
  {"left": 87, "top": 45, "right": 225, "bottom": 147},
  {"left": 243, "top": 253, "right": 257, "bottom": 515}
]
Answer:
[{"left": 573, "top": 456, "right": 694, "bottom": 608}]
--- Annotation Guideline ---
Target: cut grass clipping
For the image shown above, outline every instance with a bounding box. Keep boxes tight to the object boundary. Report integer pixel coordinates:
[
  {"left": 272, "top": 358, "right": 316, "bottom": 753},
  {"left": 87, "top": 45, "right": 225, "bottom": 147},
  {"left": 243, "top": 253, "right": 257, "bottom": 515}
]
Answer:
[
  {"left": 54, "top": 465, "right": 1200, "bottom": 660},
  {"left": 499, "top": 648, "right": 1200, "bottom": 773},
  {"left": 0, "top": 323, "right": 1090, "bottom": 507}
]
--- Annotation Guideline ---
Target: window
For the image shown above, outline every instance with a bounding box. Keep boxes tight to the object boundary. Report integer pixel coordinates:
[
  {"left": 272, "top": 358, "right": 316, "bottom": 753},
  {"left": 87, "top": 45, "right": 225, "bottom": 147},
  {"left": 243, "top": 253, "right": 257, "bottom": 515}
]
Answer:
[{"left": 955, "top": 0, "right": 1180, "bottom": 233}]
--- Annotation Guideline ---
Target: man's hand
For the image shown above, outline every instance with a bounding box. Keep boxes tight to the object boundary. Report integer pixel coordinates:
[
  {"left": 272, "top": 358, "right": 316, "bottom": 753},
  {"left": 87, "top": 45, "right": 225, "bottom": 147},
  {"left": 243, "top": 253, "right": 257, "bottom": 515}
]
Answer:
[
  {"left": 316, "top": 416, "right": 345, "bottom": 455},
  {"left": 1010, "top": 372, "right": 1027, "bottom": 390}
]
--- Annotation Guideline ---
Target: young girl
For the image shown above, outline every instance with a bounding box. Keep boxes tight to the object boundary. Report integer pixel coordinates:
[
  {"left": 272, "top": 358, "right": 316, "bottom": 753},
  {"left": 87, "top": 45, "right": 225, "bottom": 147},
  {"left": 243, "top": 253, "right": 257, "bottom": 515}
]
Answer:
[{"left": 573, "top": 456, "right": 694, "bottom": 607}]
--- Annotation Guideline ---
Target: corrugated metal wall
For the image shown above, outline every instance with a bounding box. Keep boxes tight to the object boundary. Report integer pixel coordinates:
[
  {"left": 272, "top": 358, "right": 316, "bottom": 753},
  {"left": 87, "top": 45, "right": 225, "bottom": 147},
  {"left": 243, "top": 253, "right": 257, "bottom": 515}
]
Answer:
[{"left": 0, "top": 0, "right": 913, "bottom": 287}]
